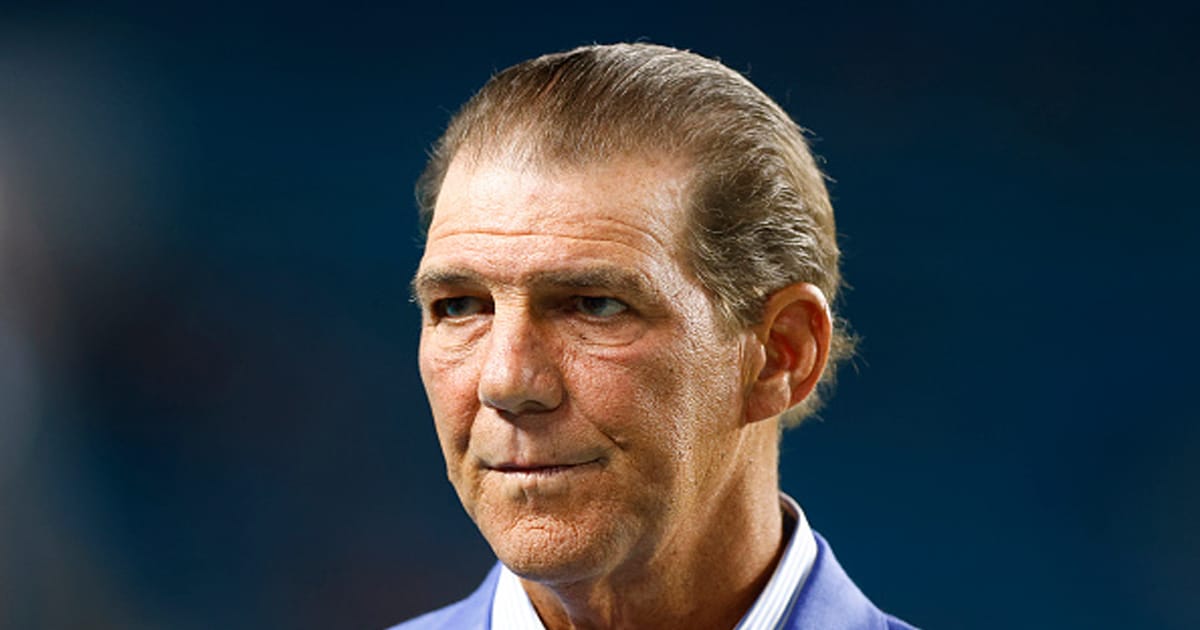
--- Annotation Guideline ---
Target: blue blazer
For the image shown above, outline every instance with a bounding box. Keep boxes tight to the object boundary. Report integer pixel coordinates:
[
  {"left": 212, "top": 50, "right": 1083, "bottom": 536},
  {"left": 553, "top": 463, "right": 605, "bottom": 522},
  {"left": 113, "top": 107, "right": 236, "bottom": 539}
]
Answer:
[{"left": 392, "top": 532, "right": 918, "bottom": 629}]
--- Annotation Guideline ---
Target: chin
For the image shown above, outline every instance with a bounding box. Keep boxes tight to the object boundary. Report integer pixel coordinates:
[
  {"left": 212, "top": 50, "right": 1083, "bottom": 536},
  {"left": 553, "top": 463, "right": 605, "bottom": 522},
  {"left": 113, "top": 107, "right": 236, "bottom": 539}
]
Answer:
[{"left": 485, "top": 510, "right": 635, "bottom": 585}]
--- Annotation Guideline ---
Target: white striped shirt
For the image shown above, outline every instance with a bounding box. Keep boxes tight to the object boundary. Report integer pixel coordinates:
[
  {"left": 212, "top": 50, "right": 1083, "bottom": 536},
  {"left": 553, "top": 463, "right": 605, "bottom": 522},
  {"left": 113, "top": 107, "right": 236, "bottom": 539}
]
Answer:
[{"left": 490, "top": 493, "right": 817, "bottom": 630}]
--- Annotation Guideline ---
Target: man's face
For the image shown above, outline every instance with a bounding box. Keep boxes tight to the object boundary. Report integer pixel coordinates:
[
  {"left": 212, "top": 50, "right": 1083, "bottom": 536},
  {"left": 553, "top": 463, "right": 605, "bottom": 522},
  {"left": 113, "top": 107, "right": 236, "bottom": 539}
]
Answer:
[{"left": 415, "top": 153, "right": 755, "bottom": 583}]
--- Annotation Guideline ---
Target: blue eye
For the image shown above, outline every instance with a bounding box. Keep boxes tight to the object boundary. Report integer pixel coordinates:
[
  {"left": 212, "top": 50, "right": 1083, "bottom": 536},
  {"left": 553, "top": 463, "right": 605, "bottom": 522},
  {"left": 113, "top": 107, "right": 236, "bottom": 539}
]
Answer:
[
  {"left": 434, "top": 296, "right": 487, "bottom": 319},
  {"left": 574, "top": 296, "right": 628, "bottom": 318}
]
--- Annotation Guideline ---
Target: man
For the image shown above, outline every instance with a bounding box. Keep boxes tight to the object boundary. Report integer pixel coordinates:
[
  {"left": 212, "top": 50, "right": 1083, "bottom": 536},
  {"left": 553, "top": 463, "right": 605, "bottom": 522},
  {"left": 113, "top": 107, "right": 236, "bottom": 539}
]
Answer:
[{"left": 398, "top": 43, "right": 916, "bottom": 629}]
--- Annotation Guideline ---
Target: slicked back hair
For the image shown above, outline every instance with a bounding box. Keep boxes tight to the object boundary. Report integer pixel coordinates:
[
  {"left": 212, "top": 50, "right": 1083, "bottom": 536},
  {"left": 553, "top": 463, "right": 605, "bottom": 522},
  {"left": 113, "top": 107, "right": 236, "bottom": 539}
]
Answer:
[{"left": 416, "top": 43, "right": 854, "bottom": 426}]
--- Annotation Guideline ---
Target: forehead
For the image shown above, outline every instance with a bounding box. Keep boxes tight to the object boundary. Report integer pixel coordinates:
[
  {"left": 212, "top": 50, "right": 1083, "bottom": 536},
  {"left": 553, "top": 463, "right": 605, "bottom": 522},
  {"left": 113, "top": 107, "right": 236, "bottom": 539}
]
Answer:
[
  {"left": 420, "top": 154, "right": 695, "bottom": 286},
  {"left": 428, "top": 153, "right": 691, "bottom": 241}
]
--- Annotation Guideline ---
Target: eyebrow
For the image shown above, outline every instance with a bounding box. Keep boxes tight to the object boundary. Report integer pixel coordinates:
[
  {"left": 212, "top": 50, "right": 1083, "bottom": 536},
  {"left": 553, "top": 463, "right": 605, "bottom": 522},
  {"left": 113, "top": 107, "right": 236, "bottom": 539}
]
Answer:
[
  {"left": 411, "top": 268, "right": 485, "bottom": 303},
  {"left": 411, "top": 266, "right": 659, "bottom": 303}
]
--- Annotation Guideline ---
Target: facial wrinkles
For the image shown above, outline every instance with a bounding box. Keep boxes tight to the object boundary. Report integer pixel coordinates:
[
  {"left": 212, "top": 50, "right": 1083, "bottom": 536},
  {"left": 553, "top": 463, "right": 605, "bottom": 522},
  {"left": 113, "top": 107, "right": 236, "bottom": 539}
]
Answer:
[
  {"left": 422, "top": 246, "right": 730, "bottom": 503},
  {"left": 461, "top": 298, "right": 704, "bottom": 524},
  {"left": 419, "top": 233, "right": 699, "bottom": 341},
  {"left": 424, "top": 235, "right": 664, "bottom": 299},
  {"left": 423, "top": 226, "right": 677, "bottom": 292},
  {"left": 421, "top": 155, "right": 696, "bottom": 321},
  {"left": 428, "top": 154, "right": 688, "bottom": 249},
  {"left": 427, "top": 215, "right": 675, "bottom": 253}
]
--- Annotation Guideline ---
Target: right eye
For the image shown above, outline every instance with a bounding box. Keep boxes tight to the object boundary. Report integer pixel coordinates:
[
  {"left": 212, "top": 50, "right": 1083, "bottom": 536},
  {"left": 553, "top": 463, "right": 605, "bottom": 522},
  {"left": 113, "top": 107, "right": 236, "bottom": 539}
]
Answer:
[{"left": 432, "top": 296, "right": 488, "bottom": 319}]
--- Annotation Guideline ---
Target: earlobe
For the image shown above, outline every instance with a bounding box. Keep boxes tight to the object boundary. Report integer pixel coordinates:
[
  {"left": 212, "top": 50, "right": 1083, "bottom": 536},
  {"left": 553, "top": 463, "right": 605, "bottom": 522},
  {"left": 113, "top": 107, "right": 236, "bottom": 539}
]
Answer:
[{"left": 743, "top": 283, "right": 832, "bottom": 424}]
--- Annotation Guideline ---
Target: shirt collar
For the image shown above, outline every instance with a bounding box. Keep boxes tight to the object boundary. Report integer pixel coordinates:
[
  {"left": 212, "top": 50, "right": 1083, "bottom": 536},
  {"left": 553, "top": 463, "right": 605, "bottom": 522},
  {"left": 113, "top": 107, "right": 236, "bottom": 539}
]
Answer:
[{"left": 490, "top": 492, "right": 817, "bottom": 630}]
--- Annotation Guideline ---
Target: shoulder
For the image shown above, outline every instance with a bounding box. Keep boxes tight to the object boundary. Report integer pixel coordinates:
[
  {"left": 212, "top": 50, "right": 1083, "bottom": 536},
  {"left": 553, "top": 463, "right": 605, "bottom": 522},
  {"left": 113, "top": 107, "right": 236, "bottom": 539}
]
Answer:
[
  {"left": 386, "top": 563, "right": 501, "bottom": 630},
  {"left": 784, "top": 532, "right": 921, "bottom": 630}
]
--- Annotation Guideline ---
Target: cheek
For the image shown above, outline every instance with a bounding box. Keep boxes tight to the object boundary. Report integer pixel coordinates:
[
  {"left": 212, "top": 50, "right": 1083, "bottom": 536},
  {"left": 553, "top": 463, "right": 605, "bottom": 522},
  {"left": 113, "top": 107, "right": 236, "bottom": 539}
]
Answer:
[
  {"left": 608, "top": 326, "right": 745, "bottom": 450},
  {"left": 419, "top": 335, "right": 478, "bottom": 460},
  {"left": 567, "top": 339, "right": 705, "bottom": 453}
]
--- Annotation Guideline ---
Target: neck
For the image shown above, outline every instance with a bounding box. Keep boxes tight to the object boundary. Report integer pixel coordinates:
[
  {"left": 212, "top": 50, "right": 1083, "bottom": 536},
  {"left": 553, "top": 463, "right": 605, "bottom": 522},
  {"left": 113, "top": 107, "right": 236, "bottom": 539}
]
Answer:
[{"left": 521, "top": 420, "right": 784, "bottom": 630}]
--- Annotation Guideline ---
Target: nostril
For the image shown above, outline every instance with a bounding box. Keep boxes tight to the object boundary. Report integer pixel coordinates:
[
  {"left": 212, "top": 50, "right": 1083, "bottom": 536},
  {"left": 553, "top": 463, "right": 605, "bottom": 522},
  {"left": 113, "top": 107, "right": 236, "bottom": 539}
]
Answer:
[
  {"left": 477, "top": 366, "right": 564, "bottom": 414},
  {"left": 479, "top": 395, "right": 557, "bottom": 417}
]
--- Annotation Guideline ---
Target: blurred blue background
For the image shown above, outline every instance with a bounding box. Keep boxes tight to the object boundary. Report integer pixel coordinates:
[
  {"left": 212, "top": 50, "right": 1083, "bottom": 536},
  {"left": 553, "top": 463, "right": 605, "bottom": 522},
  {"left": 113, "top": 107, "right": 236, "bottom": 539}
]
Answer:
[{"left": 1, "top": 2, "right": 1196, "bottom": 628}]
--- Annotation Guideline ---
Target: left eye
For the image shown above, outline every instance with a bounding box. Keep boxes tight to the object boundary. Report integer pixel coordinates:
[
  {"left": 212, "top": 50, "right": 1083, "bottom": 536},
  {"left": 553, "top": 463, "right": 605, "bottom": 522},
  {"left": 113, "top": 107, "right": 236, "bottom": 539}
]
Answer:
[
  {"left": 573, "top": 296, "right": 628, "bottom": 318},
  {"left": 433, "top": 296, "right": 488, "bottom": 319}
]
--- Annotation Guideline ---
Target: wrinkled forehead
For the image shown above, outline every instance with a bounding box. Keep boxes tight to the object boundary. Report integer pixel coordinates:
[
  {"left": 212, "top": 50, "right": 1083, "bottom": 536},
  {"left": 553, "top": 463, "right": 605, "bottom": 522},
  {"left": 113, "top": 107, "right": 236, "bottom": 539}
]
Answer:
[
  {"left": 419, "top": 151, "right": 706, "bottom": 311},
  {"left": 428, "top": 147, "right": 696, "bottom": 241}
]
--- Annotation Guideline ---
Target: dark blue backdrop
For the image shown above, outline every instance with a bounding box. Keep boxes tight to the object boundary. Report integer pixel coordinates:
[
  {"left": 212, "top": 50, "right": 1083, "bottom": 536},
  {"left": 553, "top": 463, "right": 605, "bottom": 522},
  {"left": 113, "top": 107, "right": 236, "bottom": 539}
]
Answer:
[{"left": 1, "top": 2, "right": 1196, "bottom": 629}]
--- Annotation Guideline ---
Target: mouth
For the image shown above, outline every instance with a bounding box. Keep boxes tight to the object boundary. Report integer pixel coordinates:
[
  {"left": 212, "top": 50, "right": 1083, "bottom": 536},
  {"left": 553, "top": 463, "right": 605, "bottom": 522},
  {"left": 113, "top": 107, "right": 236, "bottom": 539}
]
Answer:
[
  {"left": 488, "top": 459, "right": 603, "bottom": 477},
  {"left": 483, "top": 458, "right": 606, "bottom": 499}
]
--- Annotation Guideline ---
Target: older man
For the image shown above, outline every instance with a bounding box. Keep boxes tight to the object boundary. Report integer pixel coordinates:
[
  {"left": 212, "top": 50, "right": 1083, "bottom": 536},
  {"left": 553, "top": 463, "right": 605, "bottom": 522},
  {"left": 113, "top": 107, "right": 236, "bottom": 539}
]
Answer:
[{"left": 397, "top": 43, "right": 916, "bottom": 630}]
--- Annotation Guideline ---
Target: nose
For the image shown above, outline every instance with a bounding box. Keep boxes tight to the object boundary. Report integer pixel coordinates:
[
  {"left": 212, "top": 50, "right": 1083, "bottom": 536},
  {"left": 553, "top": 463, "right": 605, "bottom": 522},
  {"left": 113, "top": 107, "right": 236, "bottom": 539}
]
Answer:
[{"left": 477, "top": 310, "right": 564, "bottom": 415}]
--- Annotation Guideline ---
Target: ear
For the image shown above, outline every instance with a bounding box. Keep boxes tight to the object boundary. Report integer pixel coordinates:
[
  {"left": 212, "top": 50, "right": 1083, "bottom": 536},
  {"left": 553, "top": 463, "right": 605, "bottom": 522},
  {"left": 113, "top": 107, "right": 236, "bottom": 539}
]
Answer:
[{"left": 743, "top": 283, "right": 833, "bottom": 425}]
